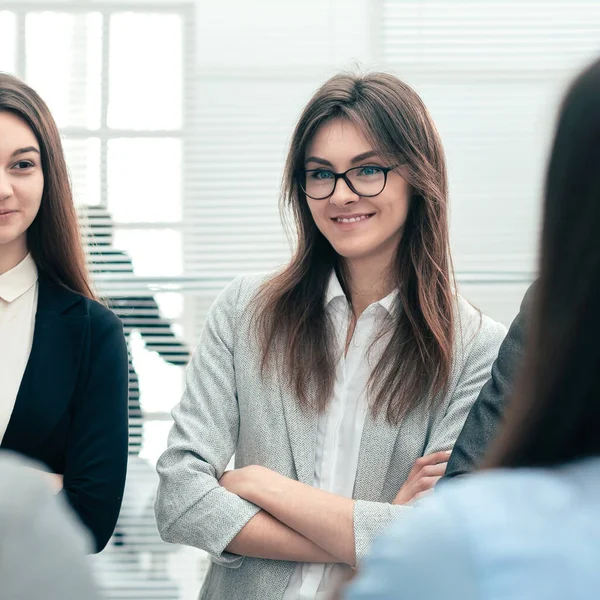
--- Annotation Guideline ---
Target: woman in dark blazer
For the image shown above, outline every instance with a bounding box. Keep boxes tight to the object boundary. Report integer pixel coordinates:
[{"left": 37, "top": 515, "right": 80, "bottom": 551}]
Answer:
[{"left": 0, "top": 73, "right": 128, "bottom": 553}]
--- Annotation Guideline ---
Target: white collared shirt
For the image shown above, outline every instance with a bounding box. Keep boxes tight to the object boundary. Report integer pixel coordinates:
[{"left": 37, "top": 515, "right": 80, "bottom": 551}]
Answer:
[
  {"left": 0, "top": 254, "right": 39, "bottom": 442},
  {"left": 283, "top": 272, "right": 398, "bottom": 600}
]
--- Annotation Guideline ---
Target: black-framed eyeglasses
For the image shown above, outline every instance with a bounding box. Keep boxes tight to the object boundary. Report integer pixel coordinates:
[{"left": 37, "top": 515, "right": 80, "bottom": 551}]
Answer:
[{"left": 296, "top": 165, "right": 395, "bottom": 200}]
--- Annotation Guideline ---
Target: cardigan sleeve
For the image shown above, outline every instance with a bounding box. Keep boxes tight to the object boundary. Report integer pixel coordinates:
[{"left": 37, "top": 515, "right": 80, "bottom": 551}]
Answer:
[
  {"left": 352, "top": 314, "right": 507, "bottom": 562},
  {"left": 62, "top": 304, "right": 129, "bottom": 553},
  {"left": 154, "top": 277, "right": 261, "bottom": 568}
]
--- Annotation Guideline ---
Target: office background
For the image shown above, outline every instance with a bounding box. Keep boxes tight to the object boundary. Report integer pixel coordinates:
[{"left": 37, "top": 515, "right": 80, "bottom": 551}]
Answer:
[{"left": 1, "top": 1, "right": 599, "bottom": 598}]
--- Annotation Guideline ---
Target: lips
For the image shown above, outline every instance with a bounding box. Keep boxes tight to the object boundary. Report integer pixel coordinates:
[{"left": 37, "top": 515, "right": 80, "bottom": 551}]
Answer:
[{"left": 331, "top": 213, "right": 375, "bottom": 223}]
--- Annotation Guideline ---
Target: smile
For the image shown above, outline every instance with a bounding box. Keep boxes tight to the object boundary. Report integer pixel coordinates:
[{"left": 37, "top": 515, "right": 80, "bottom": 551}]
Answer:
[{"left": 332, "top": 213, "right": 375, "bottom": 223}]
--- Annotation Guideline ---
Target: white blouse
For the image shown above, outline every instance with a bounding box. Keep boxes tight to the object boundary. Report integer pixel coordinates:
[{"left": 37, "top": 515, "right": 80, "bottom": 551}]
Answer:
[
  {"left": 0, "top": 254, "right": 38, "bottom": 443},
  {"left": 283, "top": 272, "right": 397, "bottom": 600}
]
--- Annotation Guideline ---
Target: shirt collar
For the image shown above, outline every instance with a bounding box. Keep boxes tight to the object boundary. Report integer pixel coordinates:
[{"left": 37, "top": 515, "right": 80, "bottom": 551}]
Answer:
[
  {"left": 325, "top": 271, "right": 346, "bottom": 306},
  {"left": 0, "top": 254, "right": 39, "bottom": 303},
  {"left": 324, "top": 270, "right": 398, "bottom": 315}
]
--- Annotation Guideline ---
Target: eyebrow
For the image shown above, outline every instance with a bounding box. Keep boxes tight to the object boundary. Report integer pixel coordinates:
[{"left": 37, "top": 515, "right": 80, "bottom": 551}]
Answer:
[
  {"left": 11, "top": 146, "right": 40, "bottom": 158},
  {"left": 305, "top": 150, "right": 379, "bottom": 167}
]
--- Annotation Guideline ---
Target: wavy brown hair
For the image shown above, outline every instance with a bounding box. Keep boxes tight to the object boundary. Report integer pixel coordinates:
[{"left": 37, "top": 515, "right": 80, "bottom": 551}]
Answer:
[
  {"left": 0, "top": 73, "right": 95, "bottom": 299},
  {"left": 486, "top": 58, "right": 600, "bottom": 469},
  {"left": 254, "top": 72, "right": 456, "bottom": 425}
]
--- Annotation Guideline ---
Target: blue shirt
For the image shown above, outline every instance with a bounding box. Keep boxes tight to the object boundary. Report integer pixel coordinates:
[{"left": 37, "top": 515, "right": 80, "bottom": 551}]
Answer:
[{"left": 346, "top": 457, "right": 600, "bottom": 600}]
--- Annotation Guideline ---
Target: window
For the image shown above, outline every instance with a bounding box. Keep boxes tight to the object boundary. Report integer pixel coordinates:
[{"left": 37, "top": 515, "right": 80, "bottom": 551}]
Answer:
[
  {"left": 4, "top": 2, "right": 599, "bottom": 597},
  {"left": 2, "top": 2, "right": 205, "bottom": 598},
  {"left": 380, "top": 0, "right": 600, "bottom": 319}
]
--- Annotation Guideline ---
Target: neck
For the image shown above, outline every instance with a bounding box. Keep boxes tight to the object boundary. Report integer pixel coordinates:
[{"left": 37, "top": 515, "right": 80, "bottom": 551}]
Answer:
[
  {"left": 0, "top": 238, "right": 28, "bottom": 276},
  {"left": 344, "top": 255, "right": 395, "bottom": 317}
]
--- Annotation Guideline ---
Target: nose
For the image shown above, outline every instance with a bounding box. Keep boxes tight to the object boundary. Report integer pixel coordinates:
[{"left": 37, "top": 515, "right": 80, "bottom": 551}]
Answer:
[
  {"left": 0, "top": 171, "right": 14, "bottom": 202},
  {"left": 329, "top": 176, "right": 359, "bottom": 208}
]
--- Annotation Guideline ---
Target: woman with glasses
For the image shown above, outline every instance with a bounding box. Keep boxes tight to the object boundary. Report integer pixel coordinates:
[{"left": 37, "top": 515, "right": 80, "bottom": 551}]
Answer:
[
  {"left": 344, "top": 58, "right": 600, "bottom": 600},
  {"left": 155, "top": 72, "right": 506, "bottom": 600},
  {"left": 0, "top": 73, "right": 128, "bottom": 553}
]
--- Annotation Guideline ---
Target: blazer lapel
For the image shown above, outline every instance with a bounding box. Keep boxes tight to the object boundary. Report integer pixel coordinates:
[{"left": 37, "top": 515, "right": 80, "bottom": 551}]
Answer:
[
  {"left": 353, "top": 401, "right": 429, "bottom": 501},
  {"left": 1, "top": 277, "right": 88, "bottom": 454},
  {"left": 353, "top": 409, "right": 401, "bottom": 501},
  {"left": 279, "top": 381, "right": 318, "bottom": 486}
]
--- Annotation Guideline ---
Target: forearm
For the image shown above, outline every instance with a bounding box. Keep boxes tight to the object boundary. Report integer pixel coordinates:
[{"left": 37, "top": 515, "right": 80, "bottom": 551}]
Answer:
[
  {"left": 245, "top": 472, "right": 357, "bottom": 566},
  {"left": 226, "top": 509, "right": 341, "bottom": 563}
]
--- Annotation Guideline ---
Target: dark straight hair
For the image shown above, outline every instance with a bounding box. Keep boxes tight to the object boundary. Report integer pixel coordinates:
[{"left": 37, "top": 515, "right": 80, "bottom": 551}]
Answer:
[
  {"left": 486, "top": 58, "right": 600, "bottom": 469},
  {"left": 253, "top": 72, "right": 456, "bottom": 425},
  {"left": 0, "top": 72, "right": 95, "bottom": 300}
]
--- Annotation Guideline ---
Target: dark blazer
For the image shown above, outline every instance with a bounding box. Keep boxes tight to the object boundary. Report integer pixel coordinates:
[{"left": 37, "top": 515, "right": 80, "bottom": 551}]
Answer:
[
  {"left": 0, "top": 275, "right": 129, "bottom": 552},
  {"left": 444, "top": 283, "right": 536, "bottom": 478}
]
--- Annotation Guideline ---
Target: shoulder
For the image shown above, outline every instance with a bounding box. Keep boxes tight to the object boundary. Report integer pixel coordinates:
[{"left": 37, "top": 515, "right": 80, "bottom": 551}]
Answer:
[
  {"left": 85, "top": 296, "right": 123, "bottom": 329},
  {"left": 209, "top": 271, "right": 275, "bottom": 316},
  {"left": 76, "top": 296, "right": 126, "bottom": 351},
  {"left": 75, "top": 298, "right": 127, "bottom": 369},
  {"left": 353, "top": 461, "right": 600, "bottom": 600},
  {"left": 443, "top": 458, "right": 600, "bottom": 517},
  {"left": 434, "top": 467, "right": 565, "bottom": 520},
  {"left": 39, "top": 276, "right": 123, "bottom": 332},
  {"left": 351, "top": 468, "right": 555, "bottom": 599},
  {"left": 454, "top": 295, "right": 507, "bottom": 359},
  {"left": 419, "top": 461, "right": 600, "bottom": 563}
]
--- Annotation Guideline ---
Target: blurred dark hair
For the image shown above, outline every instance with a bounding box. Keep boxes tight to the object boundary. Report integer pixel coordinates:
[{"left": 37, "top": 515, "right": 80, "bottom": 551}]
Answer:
[
  {"left": 487, "top": 58, "right": 600, "bottom": 468},
  {"left": 0, "top": 72, "right": 95, "bottom": 299}
]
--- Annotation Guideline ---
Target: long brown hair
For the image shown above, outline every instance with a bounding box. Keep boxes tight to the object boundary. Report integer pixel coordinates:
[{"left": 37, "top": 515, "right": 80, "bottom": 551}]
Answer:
[
  {"left": 0, "top": 73, "right": 95, "bottom": 299},
  {"left": 254, "top": 72, "right": 455, "bottom": 425},
  {"left": 486, "top": 58, "right": 600, "bottom": 469}
]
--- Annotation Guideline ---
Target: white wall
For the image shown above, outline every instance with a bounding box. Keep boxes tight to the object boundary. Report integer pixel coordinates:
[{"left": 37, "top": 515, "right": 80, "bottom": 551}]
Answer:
[{"left": 191, "top": 0, "right": 600, "bottom": 326}]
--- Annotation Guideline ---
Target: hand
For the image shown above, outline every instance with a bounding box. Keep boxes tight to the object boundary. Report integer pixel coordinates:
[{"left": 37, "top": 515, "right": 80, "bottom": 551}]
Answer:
[
  {"left": 219, "top": 465, "right": 271, "bottom": 501},
  {"left": 26, "top": 469, "right": 63, "bottom": 493},
  {"left": 47, "top": 473, "right": 64, "bottom": 492},
  {"left": 219, "top": 467, "right": 250, "bottom": 497},
  {"left": 392, "top": 450, "right": 450, "bottom": 505}
]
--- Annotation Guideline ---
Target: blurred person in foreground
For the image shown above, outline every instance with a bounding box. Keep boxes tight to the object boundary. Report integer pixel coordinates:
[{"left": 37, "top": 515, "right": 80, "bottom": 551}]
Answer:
[
  {"left": 0, "top": 451, "right": 100, "bottom": 600},
  {"left": 344, "top": 57, "right": 600, "bottom": 600}
]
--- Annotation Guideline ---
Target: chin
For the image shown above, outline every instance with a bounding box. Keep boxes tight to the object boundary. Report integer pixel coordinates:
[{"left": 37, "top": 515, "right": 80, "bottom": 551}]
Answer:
[
  {"left": 0, "top": 235, "right": 19, "bottom": 246},
  {"left": 330, "top": 243, "right": 375, "bottom": 261},
  {"left": 0, "top": 228, "right": 27, "bottom": 248}
]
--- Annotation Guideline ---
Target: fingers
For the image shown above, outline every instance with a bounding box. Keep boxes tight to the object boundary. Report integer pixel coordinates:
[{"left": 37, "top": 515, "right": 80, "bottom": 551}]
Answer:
[
  {"left": 405, "top": 450, "right": 450, "bottom": 484},
  {"left": 413, "top": 475, "right": 441, "bottom": 495},
  {"left": 405, "top": 475, "right": 442, "bottom": 504},
  {"left": 393, "top": 467, "right": 445, "bottom": 505},
  {"left": 414, "top": 450, "right": 452, "bottom": 469},
  {"left": 416, "top": 461, "right": 447, "bottom": 480},
  {"left": 394, "top": 451, "right": 452, "bottom": 505},
  {"left": 42, "top": 472, "right": 63, "bottom": 493}
]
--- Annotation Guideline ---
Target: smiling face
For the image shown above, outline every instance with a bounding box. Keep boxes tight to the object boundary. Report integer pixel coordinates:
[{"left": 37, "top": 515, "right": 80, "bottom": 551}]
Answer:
[
  {"left": 0, "top": 111, "right": 44, "bottom": 269},
  {"left": 303, "top": 118, "right": 411, "bottom": 272}
]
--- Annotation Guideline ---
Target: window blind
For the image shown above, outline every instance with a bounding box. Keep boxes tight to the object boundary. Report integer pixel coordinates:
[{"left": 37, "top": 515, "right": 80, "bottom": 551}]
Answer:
[
  {"left": 1, "top": 3, "right": 207, "bottom": 599},
  {"left": 2, "top": 2, "right": 599, "bottom": 598},
  {"left": 380, "top": 0, "right": 600, "bottom": 320}
]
